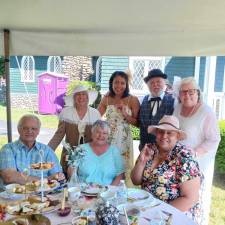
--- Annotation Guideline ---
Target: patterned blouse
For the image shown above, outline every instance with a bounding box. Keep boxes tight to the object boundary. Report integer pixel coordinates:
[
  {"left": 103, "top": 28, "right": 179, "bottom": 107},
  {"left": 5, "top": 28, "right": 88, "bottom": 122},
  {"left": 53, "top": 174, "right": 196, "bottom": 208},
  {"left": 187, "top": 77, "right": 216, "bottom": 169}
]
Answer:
[{"left": 142, "top": 143, "right": 202, "bottom": 222}]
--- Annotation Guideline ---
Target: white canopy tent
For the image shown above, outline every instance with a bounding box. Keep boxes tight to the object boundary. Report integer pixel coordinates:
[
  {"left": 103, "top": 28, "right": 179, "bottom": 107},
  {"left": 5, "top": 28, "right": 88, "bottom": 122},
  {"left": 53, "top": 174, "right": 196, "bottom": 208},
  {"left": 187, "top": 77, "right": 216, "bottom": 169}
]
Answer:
[{"left": 1, "top": 0, "right": 225, "bottom": 56}]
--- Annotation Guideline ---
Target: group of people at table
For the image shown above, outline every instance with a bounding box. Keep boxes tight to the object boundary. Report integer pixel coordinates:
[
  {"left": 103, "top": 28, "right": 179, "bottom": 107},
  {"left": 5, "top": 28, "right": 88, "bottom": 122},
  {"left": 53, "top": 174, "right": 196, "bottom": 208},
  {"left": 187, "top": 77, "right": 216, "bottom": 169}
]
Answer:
[{"left": 0, "top": 69, "right": 220, "bottom": 225}]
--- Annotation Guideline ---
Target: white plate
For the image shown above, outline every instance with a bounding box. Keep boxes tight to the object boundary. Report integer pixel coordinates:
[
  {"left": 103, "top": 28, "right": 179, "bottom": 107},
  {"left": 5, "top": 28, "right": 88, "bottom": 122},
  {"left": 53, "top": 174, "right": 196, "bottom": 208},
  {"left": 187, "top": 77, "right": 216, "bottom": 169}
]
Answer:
[
  {"left": 127, "top": 188, "right": 150, "bottom": 201},
  {"left": 0, "top": 191, "right": 25, "bottom": 200},
  {"left": 81, "top": 185, "right": 107, "bottom": 196},
  {"left": 38, "top": 180, "right": 60, "bottom": 192},
  {"left": 5, "top": 183, "right": 28, "bottom": 194},
  {"left": 30, "top": 162, "right": 54, "bottom": 171},
  {"left": 5, "top": 181, "right": 60, "bottom": 195},
  {"left": 100, "top": 190, "right": 116, "bottom": 200},
  {"left": 7, "top": 199, "right": 61, "bottom": 216}
]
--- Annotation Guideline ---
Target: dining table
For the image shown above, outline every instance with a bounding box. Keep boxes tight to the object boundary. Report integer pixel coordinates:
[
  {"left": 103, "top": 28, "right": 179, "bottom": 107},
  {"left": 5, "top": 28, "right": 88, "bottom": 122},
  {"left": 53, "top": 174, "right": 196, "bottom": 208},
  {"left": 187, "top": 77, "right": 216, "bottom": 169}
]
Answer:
[{"left": 0, "top": 186, "right": 198, "bottom": 225}]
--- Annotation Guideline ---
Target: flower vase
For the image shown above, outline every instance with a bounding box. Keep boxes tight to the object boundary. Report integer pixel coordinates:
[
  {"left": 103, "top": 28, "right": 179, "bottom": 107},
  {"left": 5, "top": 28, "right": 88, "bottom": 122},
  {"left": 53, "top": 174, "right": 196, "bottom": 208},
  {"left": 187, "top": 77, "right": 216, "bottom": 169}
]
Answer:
[{"left": 68, "top": 166, "right": 80, "bottom": 188}]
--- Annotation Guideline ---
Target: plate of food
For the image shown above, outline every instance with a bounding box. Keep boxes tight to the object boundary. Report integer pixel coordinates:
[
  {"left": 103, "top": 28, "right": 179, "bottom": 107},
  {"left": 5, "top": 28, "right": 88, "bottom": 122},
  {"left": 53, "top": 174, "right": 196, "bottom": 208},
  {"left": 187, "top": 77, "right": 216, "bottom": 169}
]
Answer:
[
  {"left": 81, "top": 184, "right": 107, "bottom": 197},
  {"left": 4, "top": 214, "right": 51, "bottom": 225},
  {"left": 5, "top": 180, "right": 59, "bottom": 194},
  {"left": 72, "top": 216, "right": 88, "bottom": 225},
  {"left": 5, "top": 183, "right": 38, "bottom": 195},
  {"left": 38, "top": 179, "right": 60, "bottom": 192},
  {"left": 6, "top": 196, "right": 60, "bottom": 216},
  {"left": 30, "top": 162, "right": 54, "bottom": 170}
]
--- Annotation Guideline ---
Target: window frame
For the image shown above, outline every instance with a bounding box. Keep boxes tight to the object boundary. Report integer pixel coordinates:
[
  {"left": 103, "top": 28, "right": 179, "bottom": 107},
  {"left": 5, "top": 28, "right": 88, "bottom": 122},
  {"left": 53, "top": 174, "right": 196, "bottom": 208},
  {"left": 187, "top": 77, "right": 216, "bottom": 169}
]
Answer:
[
  {"left": 129, "top": 56, "right": 165, "bottom": 96},
  {"left": 21, "top": 56, "right": 35, "bottom": 83},
  {"left": 47, "top": 56, "right": 62, "bottom": 73}
]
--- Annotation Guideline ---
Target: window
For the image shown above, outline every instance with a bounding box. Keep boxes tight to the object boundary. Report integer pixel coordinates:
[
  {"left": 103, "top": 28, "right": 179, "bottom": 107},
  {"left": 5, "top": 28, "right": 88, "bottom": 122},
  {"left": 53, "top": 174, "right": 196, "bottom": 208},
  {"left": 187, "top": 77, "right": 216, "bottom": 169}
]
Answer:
[
  {"left": 47, "top": 56, "right": 62, "bottom": 73},
  {"left": 21, "top": 56, "right": 35, "bottom": 82},
  {"left": 95, "top": 56, "right": 102, "bottom": 84},
  {"left": 129, "top": 57, "right": 165, "bottom": 95}
]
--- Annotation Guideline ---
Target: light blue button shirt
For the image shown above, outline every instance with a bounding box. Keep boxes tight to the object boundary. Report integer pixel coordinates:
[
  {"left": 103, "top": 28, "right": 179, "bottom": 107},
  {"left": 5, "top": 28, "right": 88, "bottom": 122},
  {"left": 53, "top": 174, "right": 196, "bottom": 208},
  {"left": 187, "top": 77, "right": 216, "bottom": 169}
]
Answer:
[{"left": 0, "top": 140, "right": 62, "bottom": 188}]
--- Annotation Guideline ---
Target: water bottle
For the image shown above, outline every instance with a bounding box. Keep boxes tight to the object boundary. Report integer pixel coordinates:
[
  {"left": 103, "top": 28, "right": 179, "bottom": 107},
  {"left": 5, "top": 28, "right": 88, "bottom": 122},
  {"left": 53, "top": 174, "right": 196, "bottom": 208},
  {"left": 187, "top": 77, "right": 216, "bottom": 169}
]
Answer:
[
  {"left": 116, "top": 180, "right": 127, "bottom": 205},
  {"left": 68, "top": 166, "right": 80, "bottom": 189}
]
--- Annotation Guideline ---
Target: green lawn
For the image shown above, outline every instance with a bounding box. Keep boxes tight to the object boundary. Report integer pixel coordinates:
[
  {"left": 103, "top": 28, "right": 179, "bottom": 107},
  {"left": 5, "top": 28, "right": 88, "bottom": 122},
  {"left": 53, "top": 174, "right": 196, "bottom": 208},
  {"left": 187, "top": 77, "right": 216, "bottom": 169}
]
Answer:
[
  {"left": 0, "top": 105, "right": 58, "bottom": 128},
  {"left": 209, "top": 174, "right": 225, "bottom": 225}
]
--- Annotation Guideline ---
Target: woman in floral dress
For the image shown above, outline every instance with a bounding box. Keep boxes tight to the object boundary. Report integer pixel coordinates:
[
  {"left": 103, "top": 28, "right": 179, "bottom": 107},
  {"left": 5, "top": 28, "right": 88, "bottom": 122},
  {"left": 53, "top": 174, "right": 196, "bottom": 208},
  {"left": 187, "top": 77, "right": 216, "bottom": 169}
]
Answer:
[
  {"left": 131, "top": 115, "right": 202, "bottom": 224},
  {"left": 98, "top": 71, "right": 140, "bottom": 186}
]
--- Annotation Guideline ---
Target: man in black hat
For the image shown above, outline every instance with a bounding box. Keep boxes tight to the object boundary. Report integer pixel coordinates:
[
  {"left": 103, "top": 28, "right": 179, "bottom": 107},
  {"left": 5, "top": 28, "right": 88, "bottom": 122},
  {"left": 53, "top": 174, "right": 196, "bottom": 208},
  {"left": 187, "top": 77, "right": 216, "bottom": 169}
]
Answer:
[{"left": 139, "top": 69, "right": 175, "bottom": 149}]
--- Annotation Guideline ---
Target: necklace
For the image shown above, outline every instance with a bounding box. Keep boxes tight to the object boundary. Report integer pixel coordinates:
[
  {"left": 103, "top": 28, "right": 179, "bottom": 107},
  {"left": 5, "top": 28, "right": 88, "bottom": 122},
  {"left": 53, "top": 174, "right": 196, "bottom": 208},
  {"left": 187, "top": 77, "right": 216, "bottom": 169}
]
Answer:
[{"left": 180, "top": 102, "right": 201, "bottom": 117}]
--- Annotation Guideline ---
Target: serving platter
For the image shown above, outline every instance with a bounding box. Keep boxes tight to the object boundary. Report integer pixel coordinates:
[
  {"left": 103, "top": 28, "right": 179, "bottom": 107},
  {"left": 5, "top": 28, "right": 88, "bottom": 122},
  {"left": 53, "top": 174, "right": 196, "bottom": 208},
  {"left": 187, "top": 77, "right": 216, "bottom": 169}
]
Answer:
[
  {"left": 30, "top": 162, "right": 54, "bottom": 171},
  {"left": 5, "top": 180, "right": 60, "bottom": 195},
  {"left": 6, "top": 196, "right": 60, "bottom": 216}
]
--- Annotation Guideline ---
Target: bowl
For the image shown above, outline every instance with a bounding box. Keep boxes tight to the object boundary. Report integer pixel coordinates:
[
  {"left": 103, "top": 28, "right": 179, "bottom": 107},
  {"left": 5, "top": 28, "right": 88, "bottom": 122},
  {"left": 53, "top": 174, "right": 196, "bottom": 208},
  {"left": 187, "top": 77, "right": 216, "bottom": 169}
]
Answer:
[
  {"left": 57, "top": 207, "right": 71, "bottom": 217},
  {"left": 72, "top": 216, "right": 88, "bottom": 225}
]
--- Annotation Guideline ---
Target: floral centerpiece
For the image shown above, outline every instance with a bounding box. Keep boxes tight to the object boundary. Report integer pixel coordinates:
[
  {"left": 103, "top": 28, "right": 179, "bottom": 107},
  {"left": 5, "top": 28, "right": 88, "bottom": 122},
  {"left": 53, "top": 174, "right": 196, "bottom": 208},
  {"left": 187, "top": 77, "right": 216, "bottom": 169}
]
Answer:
[{"left": 62, "top": 141, "right": 86, "bottom": 187}]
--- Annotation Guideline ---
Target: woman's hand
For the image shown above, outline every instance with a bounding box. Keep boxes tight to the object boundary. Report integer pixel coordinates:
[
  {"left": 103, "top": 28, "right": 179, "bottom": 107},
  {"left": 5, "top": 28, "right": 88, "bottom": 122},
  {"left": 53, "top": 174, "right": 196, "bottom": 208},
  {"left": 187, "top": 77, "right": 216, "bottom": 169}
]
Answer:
[
  {"left": 131, "top": 143, "right": 156, "bottom": 185},
  {"left": 116, "top": 104, "right": 129, "bottom": 119},
  {"left": 139, "top": 144, "right": 156, "bottom": 164}
]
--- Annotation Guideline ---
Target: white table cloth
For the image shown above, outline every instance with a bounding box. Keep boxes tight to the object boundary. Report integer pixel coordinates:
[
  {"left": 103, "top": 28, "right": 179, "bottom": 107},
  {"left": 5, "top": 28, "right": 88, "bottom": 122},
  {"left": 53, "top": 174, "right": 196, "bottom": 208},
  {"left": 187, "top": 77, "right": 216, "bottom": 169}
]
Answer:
[{"left": 1, "top": 191, "right": 197, "bottom": 225}]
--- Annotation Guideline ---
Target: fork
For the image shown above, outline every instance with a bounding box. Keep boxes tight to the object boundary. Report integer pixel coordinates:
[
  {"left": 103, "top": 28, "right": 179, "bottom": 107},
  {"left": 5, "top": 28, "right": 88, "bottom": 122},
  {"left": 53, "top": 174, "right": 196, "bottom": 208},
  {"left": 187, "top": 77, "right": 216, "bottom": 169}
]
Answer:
[
  {"left": 141, "top": 202, "right": 161, "bottom": 211},
  {"left": 161, "top": 210, "right": 173, "bottom": 225}
]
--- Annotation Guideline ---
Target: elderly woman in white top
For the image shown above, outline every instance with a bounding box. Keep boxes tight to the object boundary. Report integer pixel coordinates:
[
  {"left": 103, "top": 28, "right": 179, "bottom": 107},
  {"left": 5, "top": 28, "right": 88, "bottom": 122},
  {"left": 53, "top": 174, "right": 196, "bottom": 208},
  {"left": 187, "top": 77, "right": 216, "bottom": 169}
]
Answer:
[
  {"left": 173, "top": 77, "right": 221, "bottom": 225},
  {"left": 48, "top": 85, "right": 101, "bottom": 175}
]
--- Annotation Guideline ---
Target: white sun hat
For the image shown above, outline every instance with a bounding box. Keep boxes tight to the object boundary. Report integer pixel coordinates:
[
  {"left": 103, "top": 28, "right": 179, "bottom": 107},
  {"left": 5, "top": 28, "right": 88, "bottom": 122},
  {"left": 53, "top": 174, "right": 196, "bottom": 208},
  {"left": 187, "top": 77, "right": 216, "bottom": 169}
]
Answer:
[
  {"left": 148, "top": 115, "right": 187, "bottom": 140},
  {"left": 64, "top": 85, "right": 98, "bottom": 106}
]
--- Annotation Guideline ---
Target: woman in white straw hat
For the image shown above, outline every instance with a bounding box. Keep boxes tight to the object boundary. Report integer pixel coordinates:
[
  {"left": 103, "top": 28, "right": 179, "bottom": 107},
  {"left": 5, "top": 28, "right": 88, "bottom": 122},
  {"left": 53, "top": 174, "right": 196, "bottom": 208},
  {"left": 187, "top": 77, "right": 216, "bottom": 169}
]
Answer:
[
  {"left": 131, "top": 115, "right": 202, "bottom": 224},
  {"left": 48, "top": 85, "right": 101, "bottom": 174}
]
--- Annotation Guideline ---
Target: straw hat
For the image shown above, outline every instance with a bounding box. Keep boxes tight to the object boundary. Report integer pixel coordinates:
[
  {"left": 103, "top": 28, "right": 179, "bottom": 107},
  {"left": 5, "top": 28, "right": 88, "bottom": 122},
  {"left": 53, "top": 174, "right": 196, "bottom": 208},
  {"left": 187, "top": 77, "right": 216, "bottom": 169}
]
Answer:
[
  {"left": 64, "top": 85, "right": 98, "bottom": 106},
  {"left": 147, "top": 115, "right": 187, "bottom": 140}
]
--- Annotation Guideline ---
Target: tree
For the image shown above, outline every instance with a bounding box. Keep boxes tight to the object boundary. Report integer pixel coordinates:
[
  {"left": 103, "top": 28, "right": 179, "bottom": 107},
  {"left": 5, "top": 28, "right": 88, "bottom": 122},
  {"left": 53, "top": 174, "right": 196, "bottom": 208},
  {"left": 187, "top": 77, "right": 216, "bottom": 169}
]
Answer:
[{"left": 0, "top": 57, "right": 5, "bottom": 78}]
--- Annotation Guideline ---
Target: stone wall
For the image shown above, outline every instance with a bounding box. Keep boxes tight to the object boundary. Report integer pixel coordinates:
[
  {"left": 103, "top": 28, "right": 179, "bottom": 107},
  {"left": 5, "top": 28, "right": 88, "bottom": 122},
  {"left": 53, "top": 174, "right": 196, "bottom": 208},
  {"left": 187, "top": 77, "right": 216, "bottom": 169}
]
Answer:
[
  {"left": 62, "top": 56, "right": 93, "bottom": 80},
  {"left": 0, "top": 85, "right": 6, "bottom": 104},
  {"left": 11, "top": 93, "right": 38, "bottom": 111}
]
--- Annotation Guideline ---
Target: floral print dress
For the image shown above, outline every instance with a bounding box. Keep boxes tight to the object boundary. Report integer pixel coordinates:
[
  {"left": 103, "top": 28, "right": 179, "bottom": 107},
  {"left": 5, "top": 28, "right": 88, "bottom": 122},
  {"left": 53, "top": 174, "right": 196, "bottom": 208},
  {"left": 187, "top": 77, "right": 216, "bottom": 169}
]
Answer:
[
  {"left": 142, "top": 143, "right": 203, "bottom": 224},
  {"left": 105, "top": 105, "right": 133, "bottom": 186}
]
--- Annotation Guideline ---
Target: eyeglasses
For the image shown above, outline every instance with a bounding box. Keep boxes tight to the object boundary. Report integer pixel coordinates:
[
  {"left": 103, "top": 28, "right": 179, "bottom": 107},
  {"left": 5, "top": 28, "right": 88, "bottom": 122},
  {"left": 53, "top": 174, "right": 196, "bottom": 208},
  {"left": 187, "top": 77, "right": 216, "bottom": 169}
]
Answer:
[
  {"left": 21, "top": 127, "right": 39, "bottom": 132},
  {"left": 179, "top": 89, "right": 198, "bottom": 95}
]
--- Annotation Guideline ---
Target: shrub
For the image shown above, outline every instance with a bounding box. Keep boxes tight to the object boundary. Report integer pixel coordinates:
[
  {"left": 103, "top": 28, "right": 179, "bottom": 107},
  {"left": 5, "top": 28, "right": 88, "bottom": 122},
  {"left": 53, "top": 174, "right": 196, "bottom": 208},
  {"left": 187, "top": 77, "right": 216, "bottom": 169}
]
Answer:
[
  {"left": 131, "top": 126, "right": 140, "bottom": 140},
  {"left": 215, "top": 121, "right": 225, "bottom": 173}
]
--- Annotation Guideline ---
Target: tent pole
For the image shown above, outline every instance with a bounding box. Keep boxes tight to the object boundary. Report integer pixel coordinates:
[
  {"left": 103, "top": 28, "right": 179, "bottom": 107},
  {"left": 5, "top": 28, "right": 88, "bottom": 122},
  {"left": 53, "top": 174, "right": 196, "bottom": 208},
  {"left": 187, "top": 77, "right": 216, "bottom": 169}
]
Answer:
[{"left": 4, "top": 29, "right": 12, "bottom": 143}]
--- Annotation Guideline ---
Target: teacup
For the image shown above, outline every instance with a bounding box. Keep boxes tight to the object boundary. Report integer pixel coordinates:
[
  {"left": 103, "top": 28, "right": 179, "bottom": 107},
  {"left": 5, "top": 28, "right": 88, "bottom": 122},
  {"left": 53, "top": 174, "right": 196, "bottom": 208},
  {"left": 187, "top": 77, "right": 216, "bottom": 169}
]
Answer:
[
  {"left": 68, "top": 187, "right": 81, "bottom": 201},
  {"left": 100, "top": 190, "right": 116, "bottom": 206}
]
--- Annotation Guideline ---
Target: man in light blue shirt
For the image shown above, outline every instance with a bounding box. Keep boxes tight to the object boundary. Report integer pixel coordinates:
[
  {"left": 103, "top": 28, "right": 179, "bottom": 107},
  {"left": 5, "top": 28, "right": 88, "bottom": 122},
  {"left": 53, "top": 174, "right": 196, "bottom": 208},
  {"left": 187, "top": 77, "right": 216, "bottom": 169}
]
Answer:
[{"left": 0, "top": 114, "right": 64, "bottom": 189}]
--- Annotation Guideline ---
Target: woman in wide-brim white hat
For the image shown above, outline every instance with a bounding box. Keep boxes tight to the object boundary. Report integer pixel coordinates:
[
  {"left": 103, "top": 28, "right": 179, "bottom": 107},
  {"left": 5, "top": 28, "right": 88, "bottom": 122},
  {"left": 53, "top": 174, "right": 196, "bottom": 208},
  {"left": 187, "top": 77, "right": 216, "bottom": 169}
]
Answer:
[
  {"left": 48, "top": 85, "right": 101, "bottom": 175},
  {"left": 131, "top": 115, "right": 202, "bottom": 224}
]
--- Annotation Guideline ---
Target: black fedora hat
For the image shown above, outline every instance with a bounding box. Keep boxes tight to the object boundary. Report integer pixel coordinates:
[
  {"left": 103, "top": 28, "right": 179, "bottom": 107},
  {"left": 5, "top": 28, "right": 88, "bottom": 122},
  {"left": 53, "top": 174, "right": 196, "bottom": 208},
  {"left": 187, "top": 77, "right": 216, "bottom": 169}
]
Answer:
[{"left": 144, "top": 69, "right": 167, "bottom": 83}]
